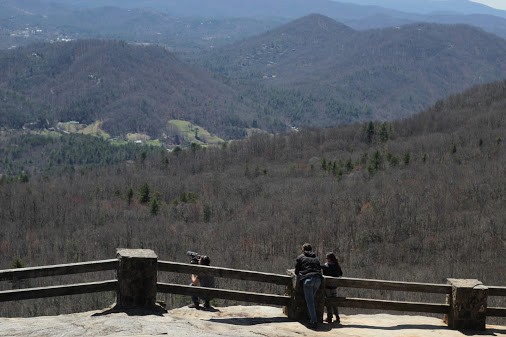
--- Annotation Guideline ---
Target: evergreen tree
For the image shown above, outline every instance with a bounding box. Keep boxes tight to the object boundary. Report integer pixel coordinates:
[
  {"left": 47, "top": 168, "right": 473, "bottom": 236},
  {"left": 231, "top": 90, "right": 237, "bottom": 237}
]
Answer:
[
  {"left": 203, "top": 205, "right": 212, "bottom": 223},
  {"left": 366, "top": 122, "right": 375, "bottom": 144},
  {"left": 379, "top": 122, "right": 390, "bottom": 142},
  {"left": 321, "top": 158, "right": 327, "bottom": 171},
  {"left": 150, "top": 197, "right": 160, "bottom": 216},
  {"left": 139, "top": 183, "right": 150, "bottom": 204},
  {"left": 403, "top": 152, "right": 411, "bottom": 165},
  {"left": 18, "top": 171, "right": 29, "bottom": 183},
  {"left": 345, "top": 158, "right": 353, "bottom": 172},
  {"left": 451, "top": 144, "right": 457, "bottom": 154},
  {"left": 10, "top": 257, "right": 26, "bottom": 269},
  {"left": 127, "top": 187, "right": 134, "bottom": 205},
  {"left": 387, "top": 153, "right": 399, "bottom": 167},
  {"left": 172, "top": 146, "right": 182, "bottom": 156},
  {"left": 367, "top": 150, "right": 382, "bottom": 173}
]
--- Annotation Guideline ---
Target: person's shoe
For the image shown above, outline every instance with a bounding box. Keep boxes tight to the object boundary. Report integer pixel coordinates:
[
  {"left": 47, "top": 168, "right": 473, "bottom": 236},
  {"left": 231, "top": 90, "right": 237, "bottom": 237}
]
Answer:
[
  {"left": 203, "top": 300, "right": 211, "bottom": 309},
  {"left": 307, "top": 322, "right": 318, "bottom": 330},
  {"left": 188, "top": 302, "right": 200, "bottom": 309},
  {"left": 335, "top": 315, "right": 341, "bottom": 324},
  {"left": 326, "top": 316, "right": 332, "bottom": 323}
]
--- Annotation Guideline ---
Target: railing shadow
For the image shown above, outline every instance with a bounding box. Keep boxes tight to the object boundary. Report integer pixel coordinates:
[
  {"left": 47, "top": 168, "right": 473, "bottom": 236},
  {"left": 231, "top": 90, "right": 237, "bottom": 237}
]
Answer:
[
  {"left": 460, "top": 327, "right": 506, "bottom": 336},
  {"left": 338, "top": 323, "right": 506, "bottom": 336},
  {"left": 92, "top": 304, "right": 167, "bottom": 317},
  {"left": 342, "top": 323, "right": 449, "bottom": 331},
  {"left": 209, "top": 316, "right": 291, "bottom": 326}
]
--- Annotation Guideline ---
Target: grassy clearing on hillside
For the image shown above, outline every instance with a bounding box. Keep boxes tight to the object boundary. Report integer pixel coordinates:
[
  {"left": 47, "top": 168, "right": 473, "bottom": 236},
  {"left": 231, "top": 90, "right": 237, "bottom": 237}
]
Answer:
[
  {"left": 168, "top": 119, "right": 224, "bottom": 145},
  {"left": 35, "top": 130, "right": 62, "bottom": 138},
  {"left": 81, "top": 121, "right": 110, "bottom": 139},
  {"left": 57, "top": 121, "right": 111, "bottom": 139}
]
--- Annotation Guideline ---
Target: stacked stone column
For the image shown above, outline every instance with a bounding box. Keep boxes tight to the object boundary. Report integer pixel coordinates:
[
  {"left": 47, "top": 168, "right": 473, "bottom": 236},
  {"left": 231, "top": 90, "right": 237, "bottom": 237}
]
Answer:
[
  {"left": 444, "top": 278, "right": 488, "bottom": 330},
  {"left": 116, "top": 248, "right": 158, "bottom": 308}
]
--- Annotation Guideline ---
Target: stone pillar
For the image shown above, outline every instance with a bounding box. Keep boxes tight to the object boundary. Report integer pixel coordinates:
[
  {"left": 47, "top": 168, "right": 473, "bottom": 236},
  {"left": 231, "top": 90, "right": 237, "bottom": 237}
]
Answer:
[
  {"left": 116, "top": 248, "right": 158, "bottom": 308},
  {"left": 284, "top": 269, "right": 324, "bottom": 323},
  {"left": 444, "top": 278, "right": 488, "bottom": 330}
]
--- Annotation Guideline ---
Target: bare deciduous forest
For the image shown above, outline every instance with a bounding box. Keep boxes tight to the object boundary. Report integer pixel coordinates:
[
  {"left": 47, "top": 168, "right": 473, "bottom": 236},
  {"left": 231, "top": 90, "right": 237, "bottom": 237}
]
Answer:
[{"left": 0, "top": 81, "right": 504, "bottom": 322}]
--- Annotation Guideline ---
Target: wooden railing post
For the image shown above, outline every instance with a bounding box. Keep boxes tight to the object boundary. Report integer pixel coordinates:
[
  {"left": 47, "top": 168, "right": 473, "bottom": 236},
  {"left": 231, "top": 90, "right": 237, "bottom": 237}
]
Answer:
[
  {"left": 116, "top": 248, "right": 158, "bottom": 308},
  {"left": 444, "top": 278, "right": 488, "bottom": 330},
  {"left": 284, "top": 269, "right": 324, "bottom": 322}
]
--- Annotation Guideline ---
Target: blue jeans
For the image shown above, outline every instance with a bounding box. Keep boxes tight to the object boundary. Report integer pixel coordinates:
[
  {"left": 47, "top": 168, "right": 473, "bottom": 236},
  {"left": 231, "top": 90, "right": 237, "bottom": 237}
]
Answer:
[{"left": 303, "top": 276, "right": 321, "bottom": 323}]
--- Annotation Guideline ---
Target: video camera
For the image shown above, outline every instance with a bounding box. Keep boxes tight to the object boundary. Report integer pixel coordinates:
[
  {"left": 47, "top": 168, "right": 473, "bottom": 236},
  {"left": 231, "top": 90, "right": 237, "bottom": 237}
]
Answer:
[{"left": 186, "top": 251, "right": 201, "bottom": 264}]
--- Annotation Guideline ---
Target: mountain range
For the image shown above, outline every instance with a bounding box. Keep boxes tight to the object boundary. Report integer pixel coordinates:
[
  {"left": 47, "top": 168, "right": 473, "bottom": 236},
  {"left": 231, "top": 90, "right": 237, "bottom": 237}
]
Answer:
[
  {"left": 200, "top": 14, "right": 506, "bottom": 122},
  {"left": 2, "top": 14, "right": 506, "bottom": 139},
  {"left": 41, "top": 0, "right": 506, "bottom": 18},
  {"left": 337, "top": 0, "right": 506, "bottom": 16},
  {"left": 1, "top": 0, "right": 506, "bottom": 54},
  {"left": 0, "top": 2, "right": 281, "bottom": 51}
]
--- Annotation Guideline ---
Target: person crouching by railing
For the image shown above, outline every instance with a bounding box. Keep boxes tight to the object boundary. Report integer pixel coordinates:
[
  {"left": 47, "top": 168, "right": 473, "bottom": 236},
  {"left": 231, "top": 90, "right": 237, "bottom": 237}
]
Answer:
[
  {"left": 321, "top": 252, "right": 343, "bottom": 324},
  {"left": 189, "top": 255, "right": 215, "bottom": 310}
]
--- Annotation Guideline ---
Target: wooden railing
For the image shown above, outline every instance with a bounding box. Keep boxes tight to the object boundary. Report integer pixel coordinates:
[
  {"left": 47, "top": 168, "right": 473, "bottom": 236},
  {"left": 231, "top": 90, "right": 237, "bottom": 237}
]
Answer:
[
  {"left": 0, "top": 249, "right": 504, "bottom": 330},
  {"left": 487, "top": 286, "right": 506, "bottom": 318},
  {"left": 0, "top": 259, "right": 118, "bottom": 302},
  {"left": 157, "top": 260, "right": 291, "bottom": 306},
  {"left": 325, "top": 276, "right": 451, "bottom": 314}
]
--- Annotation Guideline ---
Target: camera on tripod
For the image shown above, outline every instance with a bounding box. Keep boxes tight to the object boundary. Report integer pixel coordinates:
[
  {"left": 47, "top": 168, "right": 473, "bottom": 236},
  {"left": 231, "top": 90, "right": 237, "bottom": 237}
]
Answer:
[{"left": 186, "top": 251, "right": 201, "bottom": 264}]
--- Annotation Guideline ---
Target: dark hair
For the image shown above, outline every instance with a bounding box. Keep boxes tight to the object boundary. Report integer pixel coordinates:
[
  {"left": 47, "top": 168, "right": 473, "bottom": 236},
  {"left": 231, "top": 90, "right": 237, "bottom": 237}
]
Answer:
[
  {"left": 326, "top": 252, "right": 338, "bottom": 264},
  {"left": 200, "top": 255, "right": 211, "bottom": 266},
  {"left": 302, "top": 243, "right": 312, "bottom": 252}
]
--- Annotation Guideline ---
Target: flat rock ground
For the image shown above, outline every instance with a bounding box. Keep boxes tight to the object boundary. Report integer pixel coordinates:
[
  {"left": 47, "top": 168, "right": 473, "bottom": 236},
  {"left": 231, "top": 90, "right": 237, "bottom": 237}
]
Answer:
[{"left": 0, "top": 305, "right": 505, "bottom": 337}]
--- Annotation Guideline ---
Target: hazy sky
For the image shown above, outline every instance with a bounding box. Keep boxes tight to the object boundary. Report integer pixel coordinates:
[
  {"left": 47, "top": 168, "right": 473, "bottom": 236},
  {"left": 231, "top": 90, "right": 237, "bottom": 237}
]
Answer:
[{"left": 471, "top": 0, "right": 506, "bottom": 10}]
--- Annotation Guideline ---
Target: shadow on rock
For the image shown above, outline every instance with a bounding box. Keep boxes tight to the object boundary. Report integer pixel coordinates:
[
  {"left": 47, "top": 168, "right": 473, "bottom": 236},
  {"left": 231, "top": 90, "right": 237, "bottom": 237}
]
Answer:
[
  {"left": 342, "top": 323, "right": 449, "bottom": 331},
  {"left": 92, "top": 304, "right": 167, "bottom": 317},
  {"left": 210, "top": 316, "right": 291, "bottom": 326},
  {"left": 461, "top": 327, "right": 506, "bottom": 336}
]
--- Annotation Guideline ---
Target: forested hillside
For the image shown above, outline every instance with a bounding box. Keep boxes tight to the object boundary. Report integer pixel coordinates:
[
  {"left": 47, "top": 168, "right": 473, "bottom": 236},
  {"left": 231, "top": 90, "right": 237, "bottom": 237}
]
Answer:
[
  {"left": 199, "top": 14, "right": 506, "bottom": 123},
  {"left": 2, "top": 16, "right": 506, "bottom": 139},
  {"left": 0, "top": 40, "right": 260, "bottom": 139},
  {"left": 0, "top": 80, "right": 504, "bottom": 318},
  {"left": 0, "top": 130, "right": 163, "bottom": 178}
]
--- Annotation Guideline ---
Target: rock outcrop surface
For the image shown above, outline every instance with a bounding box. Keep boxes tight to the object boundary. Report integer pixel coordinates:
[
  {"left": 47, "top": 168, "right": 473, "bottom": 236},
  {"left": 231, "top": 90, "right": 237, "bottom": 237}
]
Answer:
[{"left": 0, "top": 305, "right": 504, "bottom": 337}]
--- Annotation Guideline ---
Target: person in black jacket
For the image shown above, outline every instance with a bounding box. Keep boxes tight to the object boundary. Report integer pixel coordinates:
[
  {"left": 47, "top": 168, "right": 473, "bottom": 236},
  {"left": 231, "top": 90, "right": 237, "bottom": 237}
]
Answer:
[
  {"left": 295, "top": 243, "right": 323, "bottom": 330},
  {"left": 189, "top": 256, "right": 215, "bottom": 310},
  {"left": 321, "top": 252, "right": 343, "bottom": 323}
]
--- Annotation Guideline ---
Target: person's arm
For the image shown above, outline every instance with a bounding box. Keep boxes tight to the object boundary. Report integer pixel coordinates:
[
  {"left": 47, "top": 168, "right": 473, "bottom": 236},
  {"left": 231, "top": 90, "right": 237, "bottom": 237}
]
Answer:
[
  {"left": 294, "top": 257, "right": 301, "bottom": 276},
  {"left": 336, "top": 265, "right": 343, "bottom": 277}
]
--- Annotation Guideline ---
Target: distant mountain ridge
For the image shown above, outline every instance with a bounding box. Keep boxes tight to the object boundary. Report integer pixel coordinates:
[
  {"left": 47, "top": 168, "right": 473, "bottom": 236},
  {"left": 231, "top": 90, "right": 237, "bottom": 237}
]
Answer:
[
  {"left": 201, "top": 14, "right": 506, "bottom": 121},
  {"left": 45, "top": 0, "right": 506, "bottom": 18},
  {"left": 0, "top": 1, "right": 282, "bottom": 51},
  {"left": 335, "top": 0, "right": 506, "bottom": 17},
  {"left": 2, "top": 0, "right": 506, "bottom": 56}
]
